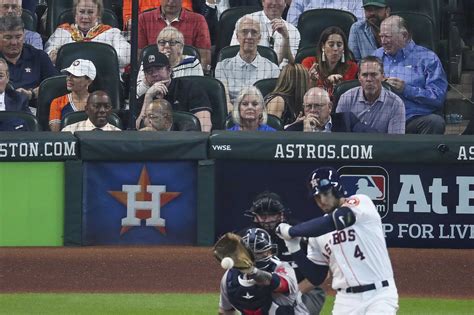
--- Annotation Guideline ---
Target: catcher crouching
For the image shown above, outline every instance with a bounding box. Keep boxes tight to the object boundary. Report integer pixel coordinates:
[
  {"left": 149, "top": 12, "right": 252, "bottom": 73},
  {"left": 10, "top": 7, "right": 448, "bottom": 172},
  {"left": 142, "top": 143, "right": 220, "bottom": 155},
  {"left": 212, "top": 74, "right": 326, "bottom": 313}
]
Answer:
[{"left": 215, "top": 228, "right": 309, "bottom": 315}]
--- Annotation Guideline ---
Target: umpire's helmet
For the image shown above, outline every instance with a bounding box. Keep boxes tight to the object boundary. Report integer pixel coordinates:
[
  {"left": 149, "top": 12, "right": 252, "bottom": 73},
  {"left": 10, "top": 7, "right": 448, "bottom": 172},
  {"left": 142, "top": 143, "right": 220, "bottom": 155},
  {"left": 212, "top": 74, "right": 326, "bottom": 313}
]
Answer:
[
  {"left": 242, "top": 228, "right": 277, "bottom": 271},
  {"left": 244, "top": 191, "right": 288, "bottom": 230},
  {"left": 308, "top": 167, "right": 346, "bottom": 198}
]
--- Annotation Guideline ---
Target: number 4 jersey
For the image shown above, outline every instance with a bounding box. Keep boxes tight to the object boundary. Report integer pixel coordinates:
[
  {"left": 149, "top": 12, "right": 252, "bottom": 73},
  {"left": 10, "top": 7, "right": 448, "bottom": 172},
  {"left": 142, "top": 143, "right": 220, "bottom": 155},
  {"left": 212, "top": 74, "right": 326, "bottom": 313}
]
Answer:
[{"left": 307, "top": 194, "right": 395, "bottom": 290}]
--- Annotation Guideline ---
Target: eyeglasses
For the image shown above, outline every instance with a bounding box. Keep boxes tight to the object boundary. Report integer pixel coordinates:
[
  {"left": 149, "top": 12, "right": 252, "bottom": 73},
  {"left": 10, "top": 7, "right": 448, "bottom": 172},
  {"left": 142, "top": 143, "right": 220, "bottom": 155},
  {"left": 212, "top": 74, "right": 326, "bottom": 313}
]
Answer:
[
  {"left": 268, "top": 35, "right": 275, "bottom": 49},
  {"left": 304, "top": 103, "right": 327, "bottom": 111},
  {"left": 238, "top": 29, "right": 259, "bottom": 37},
  {"left": 157, "top": 40, "right": 182, "bottom": 47}
]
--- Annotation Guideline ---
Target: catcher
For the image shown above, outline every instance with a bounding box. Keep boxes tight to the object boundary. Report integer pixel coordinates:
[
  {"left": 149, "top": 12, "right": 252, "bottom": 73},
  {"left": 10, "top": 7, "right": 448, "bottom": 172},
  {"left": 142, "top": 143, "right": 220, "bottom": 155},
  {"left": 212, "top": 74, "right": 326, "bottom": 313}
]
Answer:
[{"left": 215, "top": 228, "right": 309, "bottom": 315}]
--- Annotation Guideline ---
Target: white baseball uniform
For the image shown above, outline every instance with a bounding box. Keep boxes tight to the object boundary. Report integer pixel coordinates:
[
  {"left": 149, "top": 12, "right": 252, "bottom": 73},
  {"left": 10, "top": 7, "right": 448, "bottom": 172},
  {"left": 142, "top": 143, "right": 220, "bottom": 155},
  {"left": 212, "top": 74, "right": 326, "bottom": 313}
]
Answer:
[{"left": 307, "top": 194, "right": 399, "bottom": 314}]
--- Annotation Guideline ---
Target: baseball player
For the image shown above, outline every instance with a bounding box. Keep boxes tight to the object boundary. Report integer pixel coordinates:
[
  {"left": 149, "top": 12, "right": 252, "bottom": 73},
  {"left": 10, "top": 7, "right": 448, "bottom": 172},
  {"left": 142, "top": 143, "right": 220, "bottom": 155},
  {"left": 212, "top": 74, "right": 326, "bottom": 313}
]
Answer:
[
  {"left": 276, "top": 167, "right": 399, "bottom": 314},
  {"left": 244, "top": 191, "right": 326, "bottom": 314},
  {"left": 219, "top": 227, "right": 309, "bottom": 315}
]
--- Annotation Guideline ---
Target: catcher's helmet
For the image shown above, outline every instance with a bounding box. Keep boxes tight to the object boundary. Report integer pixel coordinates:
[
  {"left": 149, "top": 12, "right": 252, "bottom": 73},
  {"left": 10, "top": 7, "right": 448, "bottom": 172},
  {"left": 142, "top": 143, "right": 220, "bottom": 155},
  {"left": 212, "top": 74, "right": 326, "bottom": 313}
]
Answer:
[
  {"left": 242, "top": 228, "right": 277, "bottom": 271},
  {"left": 308, "top": 167, "right": 346, "bottom": 198}
]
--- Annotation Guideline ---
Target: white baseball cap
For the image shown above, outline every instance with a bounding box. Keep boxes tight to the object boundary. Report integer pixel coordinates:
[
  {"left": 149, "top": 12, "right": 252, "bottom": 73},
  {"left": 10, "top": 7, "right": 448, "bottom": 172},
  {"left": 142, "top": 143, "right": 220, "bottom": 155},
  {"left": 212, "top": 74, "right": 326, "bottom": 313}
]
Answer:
[{"left": 61, "top": 59, "right": 96, "bottom": 80}]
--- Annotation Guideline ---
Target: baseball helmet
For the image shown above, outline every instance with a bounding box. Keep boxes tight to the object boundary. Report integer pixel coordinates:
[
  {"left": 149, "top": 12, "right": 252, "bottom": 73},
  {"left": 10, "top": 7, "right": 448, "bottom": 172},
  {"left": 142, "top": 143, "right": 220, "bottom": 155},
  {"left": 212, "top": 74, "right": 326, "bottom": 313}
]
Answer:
[
  {"left": 244, "top": 191, "right": 288, "bottom": 230},
  {"left": 308, "top": 167, "right": 346, "bottom": 198},
  {"left": 242, "top": 228, "right": 277, "bottom": 271}
]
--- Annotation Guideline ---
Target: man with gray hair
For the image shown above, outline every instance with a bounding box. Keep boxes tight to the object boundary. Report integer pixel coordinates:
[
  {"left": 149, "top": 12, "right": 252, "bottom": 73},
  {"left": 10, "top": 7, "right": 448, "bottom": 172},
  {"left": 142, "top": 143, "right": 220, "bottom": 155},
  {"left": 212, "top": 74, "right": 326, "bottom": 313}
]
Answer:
[
  {"left": 215, "top": 15, "right": 280, "bottom": 112},
  {"left": 0, "top": 15, "right": 57, "bottom": 109},
  {"left": 0, "top": 0, "right": 42, "bottom": 49},
  {"left": 140, "top": 99, "right": 174, "bottom": 131},
  {"left": 373, "top": 15, "right": 448, "bottom": 134}
]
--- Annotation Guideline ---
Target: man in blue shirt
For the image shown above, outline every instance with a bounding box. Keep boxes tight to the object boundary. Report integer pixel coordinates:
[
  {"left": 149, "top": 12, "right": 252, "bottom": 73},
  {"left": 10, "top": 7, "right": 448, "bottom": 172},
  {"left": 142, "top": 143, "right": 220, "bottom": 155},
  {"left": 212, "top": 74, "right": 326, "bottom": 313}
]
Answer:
[
  {"left": 348, "top": 0, "right": 390, "bottom": 61},
  {"left": 0, "top": 16, "right": 58, "bottom": 109},
  {"left": 373, "top": 15, "right": 448, "bottom": 134}
]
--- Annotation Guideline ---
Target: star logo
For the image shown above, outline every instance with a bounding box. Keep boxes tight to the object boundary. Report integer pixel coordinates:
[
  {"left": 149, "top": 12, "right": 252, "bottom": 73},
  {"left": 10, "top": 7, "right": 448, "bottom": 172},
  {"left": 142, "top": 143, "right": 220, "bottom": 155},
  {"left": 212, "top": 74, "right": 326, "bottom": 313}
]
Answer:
[
  {"left": 108, "top": 166, "right": 180, "bottom": 236},
  {"left": 25, "top": 68, "right": 31, "bottom": 73},
  {"left": 242, "top": 292, "right": 254, "bottom": 299}
]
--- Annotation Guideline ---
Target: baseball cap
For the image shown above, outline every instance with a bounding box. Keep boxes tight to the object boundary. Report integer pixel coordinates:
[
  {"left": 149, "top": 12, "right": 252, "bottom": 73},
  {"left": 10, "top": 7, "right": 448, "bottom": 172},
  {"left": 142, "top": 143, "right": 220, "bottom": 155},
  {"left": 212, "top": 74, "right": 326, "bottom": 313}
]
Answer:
[
  {"left": 362, "top": 0, "right": 387, "bottom": 8},
  {"left": 61, "top": 59, "right": 96, "bottom": 80},
  {"left": 142, "top": 49, "right": 170, "bottom": 71}
]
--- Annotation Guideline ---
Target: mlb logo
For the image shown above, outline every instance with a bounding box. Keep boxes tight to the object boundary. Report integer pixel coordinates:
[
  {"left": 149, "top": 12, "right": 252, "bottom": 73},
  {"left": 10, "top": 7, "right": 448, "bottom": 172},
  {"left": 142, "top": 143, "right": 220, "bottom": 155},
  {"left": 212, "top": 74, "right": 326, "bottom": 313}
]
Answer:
[{"left": 338, "top": 166, "right": 389, "bottom": 219}]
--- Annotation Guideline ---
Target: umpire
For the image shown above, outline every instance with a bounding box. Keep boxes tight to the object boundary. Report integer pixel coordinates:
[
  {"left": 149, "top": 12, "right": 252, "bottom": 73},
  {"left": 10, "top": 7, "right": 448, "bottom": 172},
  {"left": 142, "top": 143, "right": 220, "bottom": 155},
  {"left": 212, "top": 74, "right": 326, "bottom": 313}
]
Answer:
[{"left": 243, "top": 191, "right": 326, "bottom": 315}]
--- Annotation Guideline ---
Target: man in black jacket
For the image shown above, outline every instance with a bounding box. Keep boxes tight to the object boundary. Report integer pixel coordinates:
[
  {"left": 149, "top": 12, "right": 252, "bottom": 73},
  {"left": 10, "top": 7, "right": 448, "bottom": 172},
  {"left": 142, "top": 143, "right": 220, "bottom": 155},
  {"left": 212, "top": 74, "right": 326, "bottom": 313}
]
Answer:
[{"left": 285, "top": 87, "right": 376, "bottom": 133}]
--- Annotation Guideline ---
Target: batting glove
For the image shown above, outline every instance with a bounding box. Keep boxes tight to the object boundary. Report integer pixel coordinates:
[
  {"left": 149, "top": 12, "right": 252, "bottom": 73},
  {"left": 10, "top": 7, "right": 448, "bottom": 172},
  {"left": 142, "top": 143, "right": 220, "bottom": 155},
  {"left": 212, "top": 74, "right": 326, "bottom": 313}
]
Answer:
[
  {"left": 284, "top": 237, "right": 301, "bottom": 254},
  {"left": 276, "top": 223, "right": 293, "bottom": 240}
]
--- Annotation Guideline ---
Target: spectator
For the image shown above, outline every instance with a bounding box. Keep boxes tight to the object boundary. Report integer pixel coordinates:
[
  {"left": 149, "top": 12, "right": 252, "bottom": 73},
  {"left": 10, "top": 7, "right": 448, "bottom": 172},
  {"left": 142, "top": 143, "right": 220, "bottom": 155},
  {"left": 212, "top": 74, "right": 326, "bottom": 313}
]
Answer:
[
  {"left": 230, "top": 0, "right": 300, "bottom": 66},
  {"left": 348, "top": 0, "right": 390, "bottom": 61},
  {"left": 62, "top": 90, "right": 121, "bottom": 132},
  {"left": 140, "top": 98, "right": 174, "bottom": 131},
  {"left": 215, "top": 15, "right": 280, "bottom": 112},
  {"left": 136, "top": 51, "right": 212, "bottom": 131},
  {"left": 0, "top": 16, "right": 58, "bottom": 109},
  {"left": 285, "top": 87, "right": 375, "bottom": 132},
  {"left": 336, "top": 56, "right": 405, "bottom": 133},
  {"left": 286, "top": 0, "right": 365, "bottom": 27},
  {"left": 0, "top": 0, "right": 42, "bottom": 49},
  {"left": 373, "top": 15, "right": 448, "bottom": 134},
  {"left": 228, "top": 86, "right": 275, "bottom": 131},
  {"left": 138, "top": 0, "right": 211, "bottom": 72},
  {"left": 49, "top": 59, "right": 96, "bottom": 132},
  {"left": 265, "top": 63, "right": 310, "bottom": 126},
  {"left": 137, "top": 26, "right": 203, "bottom": 98},
  {"left": 301, "top": 26, "right": 358, "bottom": 99},
  {"left": 45, "top": 0, "right": 130, "bottom": 72},
  {"left": 0, "top": 57, "right": 32, "bottom": 131}
]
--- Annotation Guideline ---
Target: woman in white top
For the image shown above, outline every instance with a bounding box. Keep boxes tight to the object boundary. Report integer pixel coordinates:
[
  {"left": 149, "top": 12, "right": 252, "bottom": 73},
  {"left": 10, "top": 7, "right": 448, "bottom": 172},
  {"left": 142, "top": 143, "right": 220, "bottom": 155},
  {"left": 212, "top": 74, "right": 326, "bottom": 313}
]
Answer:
[
  {"left": 44, "top": 0, "right": 130, "bottom": 72},
  {"left": 136, "top": 26, "right": 204, "bottom": 98}
]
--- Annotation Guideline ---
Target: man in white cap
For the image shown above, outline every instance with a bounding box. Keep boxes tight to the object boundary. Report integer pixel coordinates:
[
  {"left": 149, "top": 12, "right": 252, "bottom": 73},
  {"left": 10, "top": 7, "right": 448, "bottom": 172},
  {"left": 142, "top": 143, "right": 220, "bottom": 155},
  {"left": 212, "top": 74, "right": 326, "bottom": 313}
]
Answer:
[{"left": 49, "top": 58, "right": 96, "bottom": 131}]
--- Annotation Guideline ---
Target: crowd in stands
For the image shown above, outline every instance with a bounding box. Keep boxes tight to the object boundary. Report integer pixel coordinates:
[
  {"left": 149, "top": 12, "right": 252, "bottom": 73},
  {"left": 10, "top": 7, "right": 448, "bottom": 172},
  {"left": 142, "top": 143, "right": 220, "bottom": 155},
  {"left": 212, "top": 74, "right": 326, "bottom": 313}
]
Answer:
[{"left": 0, "top": 0, "right": 468, "bottom": 135}]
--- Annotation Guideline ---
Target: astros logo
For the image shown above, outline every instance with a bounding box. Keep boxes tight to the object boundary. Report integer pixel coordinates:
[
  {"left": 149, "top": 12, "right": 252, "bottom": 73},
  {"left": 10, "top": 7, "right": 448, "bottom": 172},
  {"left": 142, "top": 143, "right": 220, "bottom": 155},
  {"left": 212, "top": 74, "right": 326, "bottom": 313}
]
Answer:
[
  {"left": 338, "top": 166, "right": 389, "bottom": 219},
  {"left": 108, "top": 166, "right": 181, "bottom": 235}
]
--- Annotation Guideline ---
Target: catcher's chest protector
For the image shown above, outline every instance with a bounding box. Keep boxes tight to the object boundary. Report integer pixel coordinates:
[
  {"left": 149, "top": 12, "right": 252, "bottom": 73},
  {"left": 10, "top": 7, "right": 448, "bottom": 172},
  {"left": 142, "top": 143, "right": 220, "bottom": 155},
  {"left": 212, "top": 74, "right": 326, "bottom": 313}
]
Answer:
[{"left": 226, "top": 269, "right": 274, "bottom": 314}]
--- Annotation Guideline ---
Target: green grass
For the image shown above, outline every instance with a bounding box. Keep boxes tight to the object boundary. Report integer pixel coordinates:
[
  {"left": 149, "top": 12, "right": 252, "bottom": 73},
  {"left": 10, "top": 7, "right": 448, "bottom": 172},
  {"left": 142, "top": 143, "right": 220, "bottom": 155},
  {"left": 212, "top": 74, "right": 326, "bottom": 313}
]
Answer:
[{"left": 0, "top": 294, "right": 473, "bottom": 315}]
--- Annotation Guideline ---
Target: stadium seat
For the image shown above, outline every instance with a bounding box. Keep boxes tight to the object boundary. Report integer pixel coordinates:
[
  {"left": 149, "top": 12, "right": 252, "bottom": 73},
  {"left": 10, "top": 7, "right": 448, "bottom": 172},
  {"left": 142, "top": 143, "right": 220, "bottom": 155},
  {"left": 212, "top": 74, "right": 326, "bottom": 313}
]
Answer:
[
  {"left": 0, "top": 111, "right": 41, "bottom": 131},
  {"left": 61, "top": 111, "right": 123, "bottom": 130},
  {"left": 175, "top": 76, "right": 227, "bottom": 130},
  {"left": 391, "top": 11, "right": 437, "bottom": 53},
  {"left": 294, "top": 46, "right": 317, "bottom": 64},
  {"left": 57, "top": 8, "right": 120, "bottom": 29},
  {"left": 253, "top": 78, "right": 278, "bottom": 98},
  {"left": 46, "top": 0, "right": 73, "bottom": 37},
  {"left": 140, "top": 44, "right": 201, "bottom": 62},
  {"left": 214, "top": 6, "right": 261, "bottom": 66},
  {"left": 297, "top": 8, "right": 356, "bottom": 49},
  {"left": 225, "top": 113, "right": 283, "bottom": 131},
  {"left": 21, "top": 9, "right": 37, "bottom": 32},
  {"left": 55, "top": 42, "right": 122, "bottom": 109},
  {"left": 217, "top": 45, "right": 279, "bottom": 65},
  {"left": 37, "top": 75, "right": 68, "bottom": 131}
]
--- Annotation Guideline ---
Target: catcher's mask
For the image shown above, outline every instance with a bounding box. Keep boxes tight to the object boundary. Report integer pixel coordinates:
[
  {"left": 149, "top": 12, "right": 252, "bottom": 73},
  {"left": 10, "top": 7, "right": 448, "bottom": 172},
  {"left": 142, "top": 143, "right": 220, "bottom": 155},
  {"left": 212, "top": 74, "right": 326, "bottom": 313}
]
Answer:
[
  {"left": 242, "top": 228, "right": 277, "bottom": 271},
  {"left": 308, "top": 167, "right": 346, "bottom": 199},
  {"left": 244, "top": 191, "right": 289, "bottom": 231}
]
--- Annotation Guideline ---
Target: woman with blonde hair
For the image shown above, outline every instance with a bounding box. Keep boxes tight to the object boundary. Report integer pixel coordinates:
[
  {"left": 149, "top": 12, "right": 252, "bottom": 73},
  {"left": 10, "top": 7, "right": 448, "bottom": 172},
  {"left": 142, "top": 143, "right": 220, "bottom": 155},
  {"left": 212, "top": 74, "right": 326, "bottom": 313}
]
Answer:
[
  {"left": 265, "top": 63, "right": 310, "bottom": 126},
  {"left": 228, "top": 86, "right": 275, "bottom": 131}
]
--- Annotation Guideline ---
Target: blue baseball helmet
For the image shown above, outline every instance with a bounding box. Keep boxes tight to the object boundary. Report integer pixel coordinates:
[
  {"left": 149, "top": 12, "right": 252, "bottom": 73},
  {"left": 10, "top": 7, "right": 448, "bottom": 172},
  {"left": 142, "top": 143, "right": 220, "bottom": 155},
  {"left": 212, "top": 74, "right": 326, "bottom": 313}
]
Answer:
[{"left": 308, "top": 167, "right": 346, "bottom": 198}]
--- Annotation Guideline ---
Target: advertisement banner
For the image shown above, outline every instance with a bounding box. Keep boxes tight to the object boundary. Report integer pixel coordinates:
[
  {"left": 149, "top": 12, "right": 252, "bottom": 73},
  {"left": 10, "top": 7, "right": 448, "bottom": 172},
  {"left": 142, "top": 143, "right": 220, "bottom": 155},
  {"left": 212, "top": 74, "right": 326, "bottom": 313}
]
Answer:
[
  {"left": 0, "top": 162, "right": 64, "bottom": 246},
  {"left": 83, "top": 162, "right": 197, "bottom": 245},
  {"left": 214, "top": 161, "right": 474, "bottom": 249}
]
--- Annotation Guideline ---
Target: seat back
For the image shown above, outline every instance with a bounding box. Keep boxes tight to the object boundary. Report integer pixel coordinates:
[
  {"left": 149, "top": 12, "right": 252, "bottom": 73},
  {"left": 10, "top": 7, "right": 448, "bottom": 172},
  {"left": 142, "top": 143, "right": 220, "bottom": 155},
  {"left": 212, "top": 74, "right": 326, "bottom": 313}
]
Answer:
[
  {"left": 56, "top": 42, "right": 122, "bottom": 109},
  {"left": 217, "top": 45, "right": 279, "bottom": 65},
  {"left": 253, "top": 78, "right": 278, "bottom": 98},
  {"left": 297, "top": 9, "right": 356, "bottom": 49},
  {"left": 46, "top": 0, "right": 73, "bottom": 37},
  {"left": 61, "top": 111, "right": 123, "bottom": 129},
  {"left": 0, "top": 111, "right": 41, "bottom": 131},
  {"left": 37, "top": 75, "right": 68, "bottom": 130},
  {"left": 391, "top": 11, "right": 437, "bottom": 53},
  {"left": 22, "top": 9, "right": 37, "bottom": 32},
  {"left": 294, "top": 45, "right": 317, "bottom": 64},
  {"left": 57, "top": 8, "right": 120, "bottom": 29},
  {"left": 214, "top": 6, "right": 261, "bottom": 65},
  {"left": 175, "top": 76, "right": 227, "bottom": 130},
  {"left": 225, "top": 113, "right": 283, "bottom": 131},
  {"left": 172, "top": 111, "right": 201, "bottom": 131}
]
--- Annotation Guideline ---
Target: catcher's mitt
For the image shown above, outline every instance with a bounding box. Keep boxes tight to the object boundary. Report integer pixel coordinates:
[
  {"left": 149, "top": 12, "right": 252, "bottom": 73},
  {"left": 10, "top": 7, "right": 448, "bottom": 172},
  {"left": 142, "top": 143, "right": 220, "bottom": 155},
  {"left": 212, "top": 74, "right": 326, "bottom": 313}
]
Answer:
[{"left": 213, "top": 232, "right": 255, "bottom": 270}]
